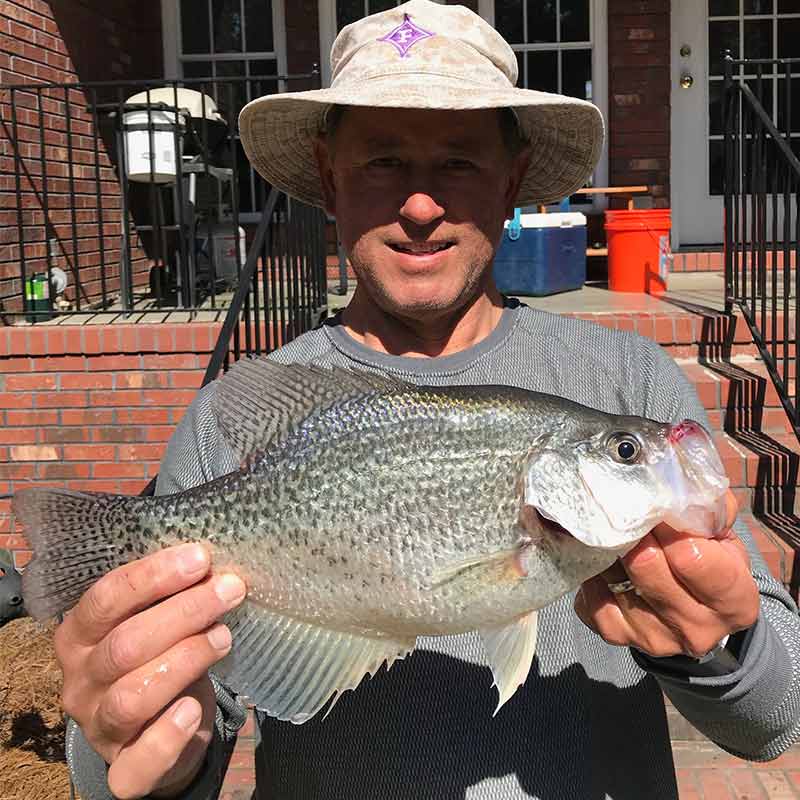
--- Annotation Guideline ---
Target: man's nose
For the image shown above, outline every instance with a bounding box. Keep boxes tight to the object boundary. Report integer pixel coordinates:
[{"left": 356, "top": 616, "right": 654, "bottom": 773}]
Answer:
[{"left": 399, "top": 193, "right": 445, "bottom": 226}]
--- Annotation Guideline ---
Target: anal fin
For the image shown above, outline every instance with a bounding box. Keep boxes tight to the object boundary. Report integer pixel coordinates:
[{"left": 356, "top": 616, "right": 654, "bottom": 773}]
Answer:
[
  {"left": 479, "top": 610, "right": 538, "bottom": 715},
  {"left": 214, "top": 601, "right": 415, "bottom": 724}
]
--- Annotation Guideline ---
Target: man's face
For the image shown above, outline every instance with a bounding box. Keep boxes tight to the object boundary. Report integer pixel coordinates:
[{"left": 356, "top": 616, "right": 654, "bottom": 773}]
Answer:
[{"left": 315, "top": 107, "right": 530, "bottom": 321}]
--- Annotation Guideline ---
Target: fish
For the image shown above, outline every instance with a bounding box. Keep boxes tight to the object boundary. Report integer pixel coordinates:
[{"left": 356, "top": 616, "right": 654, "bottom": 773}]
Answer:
[{"left": 12, "top": 359, "right": 730, "bottom": 724}]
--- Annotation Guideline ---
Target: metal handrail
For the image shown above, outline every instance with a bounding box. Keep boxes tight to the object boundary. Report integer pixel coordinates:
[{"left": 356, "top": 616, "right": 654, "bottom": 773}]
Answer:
[
  {"left": 723, "top": 52, "right": 800, "bottom": 443},
  {"left": 202, "top": 187, "right": 281, "bottom": 386}
]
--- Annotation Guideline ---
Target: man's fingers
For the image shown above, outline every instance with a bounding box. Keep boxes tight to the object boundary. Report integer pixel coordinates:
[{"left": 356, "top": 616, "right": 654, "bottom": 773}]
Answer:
[
  {"left": 60, "top": 544, "right": 210, "bottom": 649},
  {"left": 106, "top": 691, "right": 211, "bottom": 800},
  {"left": 88, "top": 573, "right": 246, "bottom": 686},
  {"left": 94, "top": 624, "right": 232, "bottom": 746},
  {"left": 649, "top": 530, "right": 759, "bottom": 628}
]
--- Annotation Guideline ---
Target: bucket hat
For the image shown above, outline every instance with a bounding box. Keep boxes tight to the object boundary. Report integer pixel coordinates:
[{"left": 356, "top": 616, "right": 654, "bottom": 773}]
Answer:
[{"left": 238, "top": 0, "right": 604, "bottom": 208}]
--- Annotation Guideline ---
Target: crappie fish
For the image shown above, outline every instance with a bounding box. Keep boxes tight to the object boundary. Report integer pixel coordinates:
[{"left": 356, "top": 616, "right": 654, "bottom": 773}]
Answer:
[{"left": 13, "top": 360, "right": 730, "bottom": 723}]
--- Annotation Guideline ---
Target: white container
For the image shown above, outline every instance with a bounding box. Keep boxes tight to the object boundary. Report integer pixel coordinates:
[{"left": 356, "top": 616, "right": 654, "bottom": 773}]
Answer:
[
  {"left": 122, "top": 107, "right": 184, "bottom": 183},
  {"left": 195, "top": 223, "right": 247, "bottom": 287}
]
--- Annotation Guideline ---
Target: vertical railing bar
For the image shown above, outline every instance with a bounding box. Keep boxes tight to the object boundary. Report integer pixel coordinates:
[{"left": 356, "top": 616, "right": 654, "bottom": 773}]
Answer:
[
  {"left": 11, "top": 89, "right": 29, "bottom": 320},
  {"left": 227, "top": 82, "right": 245, "bottom": 360},
  {"left": 37, "top": 87, "right": 54, "bottom": 324},
  {"left": 116, "top": 86, "right": 133, "bottom": 314},
  {"left": 734, "top": 86, "right": 741, "bottom": 303},
  {"left": 771, "top": 143, "right": 778, "bottom": 369},
  {"left": 172, "top": 80, "right": 190, "bottom": 311},
  {"left": 200, "top": 80, "right": 218, "bottom": 309},
  {"left": 277, "top": 197, "right": 288, "bottom": 343},
  {"left": 784, "top": 157, "right": 792, "bottom": 386},
  {"left": 90, "top": 88, "right": 108, "bottom": 307},
  {"left": 64, "top": 86, "right": 81, "bottom": 311},
  {"left": 270, "top": 201, "right": 280, "bottom": 352},
  {"left": 742, "top": 89, "right": 749, "bottom": 305},
  {"left": 724, "top": 52, "right": 734, "bottom": 313}
]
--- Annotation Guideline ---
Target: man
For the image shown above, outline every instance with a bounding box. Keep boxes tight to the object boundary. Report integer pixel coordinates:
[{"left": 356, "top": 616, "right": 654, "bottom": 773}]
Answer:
[{"left": 61, "top": 2, "right": 799, "bottom": 798}]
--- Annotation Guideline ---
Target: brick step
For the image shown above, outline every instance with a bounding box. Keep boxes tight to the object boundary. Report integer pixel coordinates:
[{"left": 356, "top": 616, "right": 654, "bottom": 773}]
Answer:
[
  {"left": 679, "top": 359, "right": 789, "bottom": 413},
  {"left": 714, "top": 431, "right": 800, "bottom": 490}
]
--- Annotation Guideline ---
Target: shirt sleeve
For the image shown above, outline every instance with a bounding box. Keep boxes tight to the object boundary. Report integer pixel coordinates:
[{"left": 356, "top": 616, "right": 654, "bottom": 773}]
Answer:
[
  {"left": 631, "top": 339, "right": 800, "bottom": 761},
  {"left": 66, "top": 386, "right": 247, "bottom": 799}
]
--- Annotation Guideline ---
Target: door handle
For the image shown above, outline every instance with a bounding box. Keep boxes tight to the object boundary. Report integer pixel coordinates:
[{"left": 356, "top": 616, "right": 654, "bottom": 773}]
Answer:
[{"left": 680, "top": 73, "right": 694, "bottom": 89}]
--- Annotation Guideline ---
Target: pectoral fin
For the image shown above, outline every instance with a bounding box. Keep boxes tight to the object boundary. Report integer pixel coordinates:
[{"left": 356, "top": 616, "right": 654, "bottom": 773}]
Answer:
[{"left": 479, "top": 610, "right": 538, "bottom": 714}]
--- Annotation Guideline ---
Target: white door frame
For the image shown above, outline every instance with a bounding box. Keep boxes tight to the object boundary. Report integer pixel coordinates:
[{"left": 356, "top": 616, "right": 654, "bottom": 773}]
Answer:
[
  {"left": 317, "top": 0, "right": 609, "bottom": 194},
  {"left": 670, "top": 0, "right": 721, "bottom": 247}
]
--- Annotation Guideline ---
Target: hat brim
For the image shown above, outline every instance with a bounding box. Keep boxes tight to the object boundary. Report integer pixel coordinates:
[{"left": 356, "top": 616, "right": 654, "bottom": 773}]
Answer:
[{"left": 238, "top": 76, "right": 605, "bottom": 208}]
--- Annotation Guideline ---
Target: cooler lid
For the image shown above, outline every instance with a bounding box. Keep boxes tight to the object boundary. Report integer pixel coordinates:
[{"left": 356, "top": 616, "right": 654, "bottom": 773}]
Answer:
[{"left": 504, "top": 212, "right": 587, "bottom": 230}]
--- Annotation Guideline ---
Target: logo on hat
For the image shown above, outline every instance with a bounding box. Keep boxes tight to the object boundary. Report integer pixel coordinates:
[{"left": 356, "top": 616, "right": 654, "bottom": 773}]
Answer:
[{"left": 378, "top": 14, "right": 434, "bottom": 58}]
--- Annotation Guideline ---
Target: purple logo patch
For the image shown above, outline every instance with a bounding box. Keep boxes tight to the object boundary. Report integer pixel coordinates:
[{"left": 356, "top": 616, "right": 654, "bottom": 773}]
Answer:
[{"left": 378, "top": 14, "right": 435, "bottom": 58}]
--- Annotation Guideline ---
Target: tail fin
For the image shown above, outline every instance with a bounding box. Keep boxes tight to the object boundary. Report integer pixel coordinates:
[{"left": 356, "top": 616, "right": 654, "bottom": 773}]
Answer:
[{"left": 13, "top": 488, "right": 141, "bottom": 620}]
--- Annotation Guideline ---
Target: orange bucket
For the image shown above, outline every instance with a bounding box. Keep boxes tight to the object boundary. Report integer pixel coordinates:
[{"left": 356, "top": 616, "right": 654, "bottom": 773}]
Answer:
[{"left": 604, "top": 209, "right": 672, "bottom": 295}]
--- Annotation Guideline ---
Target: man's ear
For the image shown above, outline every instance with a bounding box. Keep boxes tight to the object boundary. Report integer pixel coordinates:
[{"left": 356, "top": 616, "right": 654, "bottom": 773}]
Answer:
[
  {"left": 313, "top": 136, "right": 337, "bottom": 217},
  {"left": 504, "top": 144, "right": 532, "bottom": 219}
]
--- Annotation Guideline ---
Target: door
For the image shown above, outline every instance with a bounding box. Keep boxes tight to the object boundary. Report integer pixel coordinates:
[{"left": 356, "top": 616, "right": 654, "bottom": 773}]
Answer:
[{"left": 672, "top": 0, "right": 800, "bottom": 246}]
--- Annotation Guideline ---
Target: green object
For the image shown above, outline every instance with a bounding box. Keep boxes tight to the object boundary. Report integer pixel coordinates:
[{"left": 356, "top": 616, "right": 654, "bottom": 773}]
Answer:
[{"left": 24, "top": 273, "right": 52, "bottom": 322}]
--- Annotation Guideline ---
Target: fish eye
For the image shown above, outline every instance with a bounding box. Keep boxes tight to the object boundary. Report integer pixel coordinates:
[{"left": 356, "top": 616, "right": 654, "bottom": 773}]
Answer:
[{"left": 608, "top": 434, "right": 641, "bottom": 464}]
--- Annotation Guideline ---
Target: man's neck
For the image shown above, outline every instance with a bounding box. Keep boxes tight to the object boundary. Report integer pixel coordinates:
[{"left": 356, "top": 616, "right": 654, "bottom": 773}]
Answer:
[{"left": 340, "top": 289, "right": 505, "bottom": 358}]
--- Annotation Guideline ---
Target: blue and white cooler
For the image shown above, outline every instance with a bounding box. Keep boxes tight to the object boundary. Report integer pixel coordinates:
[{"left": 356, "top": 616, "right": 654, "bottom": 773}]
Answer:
[{"left": 492, "top": 209, "right": 587, "bottom": 296}]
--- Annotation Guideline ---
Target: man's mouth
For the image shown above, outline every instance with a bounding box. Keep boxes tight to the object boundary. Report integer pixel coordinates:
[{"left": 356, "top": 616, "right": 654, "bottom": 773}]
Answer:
[{"left": 388, "top": 241, "right": 454, "bottom": 255}]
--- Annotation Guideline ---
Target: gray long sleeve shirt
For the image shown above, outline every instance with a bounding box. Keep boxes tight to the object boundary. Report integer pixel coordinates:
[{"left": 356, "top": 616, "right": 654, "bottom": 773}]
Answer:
[{"left": 68, "top": 301, "right": 800, "bottom": 799}]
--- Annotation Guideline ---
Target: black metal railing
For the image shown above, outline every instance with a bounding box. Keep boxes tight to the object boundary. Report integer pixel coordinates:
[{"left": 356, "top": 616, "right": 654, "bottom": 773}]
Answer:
[
  {"left": 0, "top": 69, "right": 321, "bottom": 320},
  {"left": 202, "top": 186, "right": 328, "bottom": 384},
  {"left": 723, "top": 52, "right": 800, "bottom": 442}
]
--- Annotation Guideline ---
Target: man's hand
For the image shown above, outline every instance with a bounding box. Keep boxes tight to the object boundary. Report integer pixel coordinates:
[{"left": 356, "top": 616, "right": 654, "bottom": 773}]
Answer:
[
  {"left": 54, "top": 543, "right": 247, "bottom": 800},
  {"left": 574, "top": 490, "right": 760, "bottom": 659}
]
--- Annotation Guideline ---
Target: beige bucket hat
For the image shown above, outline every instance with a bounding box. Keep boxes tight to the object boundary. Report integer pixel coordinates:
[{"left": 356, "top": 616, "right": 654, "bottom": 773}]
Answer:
[{"left": 238, "top": 0, "right": 605, "bottom": 208}]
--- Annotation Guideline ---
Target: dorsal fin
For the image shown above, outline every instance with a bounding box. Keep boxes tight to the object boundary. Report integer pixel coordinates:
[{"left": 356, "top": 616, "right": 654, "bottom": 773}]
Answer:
[{"left": 212, "top": 358, "right": 408, "bottom": 465}]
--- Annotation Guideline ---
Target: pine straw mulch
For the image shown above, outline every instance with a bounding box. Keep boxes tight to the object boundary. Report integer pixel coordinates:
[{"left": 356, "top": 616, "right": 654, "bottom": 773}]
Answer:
[{"left": 0, "top": 617, "right": 77, "bottom": 800}]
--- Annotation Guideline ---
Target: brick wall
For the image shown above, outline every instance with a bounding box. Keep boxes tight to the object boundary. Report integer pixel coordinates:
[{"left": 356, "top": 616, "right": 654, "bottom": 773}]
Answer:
[
  {"left": 0, "top": 323, "right": 221, "bottom": 568},
  {"left": 607, "top": 0, "right": 671, "bottom": 208},
  {"left": 0, "top": 0, "right": 161, "bottom": 314}
]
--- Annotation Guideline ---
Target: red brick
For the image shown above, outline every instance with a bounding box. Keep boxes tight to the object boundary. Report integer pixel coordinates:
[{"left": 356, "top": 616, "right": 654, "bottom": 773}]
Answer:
[
  {"left": 38, "top": 462, "right": 92, "bottom": 480},
  {"left": 62, "top": 409, "right": 114, "bottom": 426},
  {"left": 92, "top": 426, "right": 145, "bottom": 443},
  {"left": 755, "top": 771, "right": 797, "bottom": 798},
  {"left": 653, "top": 316, "right": 675, "bottom": 343},
  {"left": 117, "top": 479, "right": 150, "bottom": 494},
  {"left": 116, "top": 372, "right": 168, "bottom": 389},
  {"left": 42, "top": 427, "right": 89, "bottom": 444},
  {"left": 5, "top": 373, "right": 57, "bottom": 391},
  {"left": 698, "top": 769, "right": 734, "bottom": 799},
  {"left": 145, "top": 426, "right": 175, "bottom": 443},
  {"left": 5, "top": 409, "right": 59, "bottom": 426},
  {"left": 0, "top": 534, "right": 29, "bottom": 550},
  {"left": 0, "top": 463, "right": 36, "bottom": 480},
  {"left": 36, "top": 391, "right": 86, "bottom": 408},
  {"left": 170, "top": 372, "right": 203, "bottom": 389},
  {"left": 117, "top": 443, "right": 166, "bottom": 462},
  {"left": 142, "top": 389, "right": 197, "bottom": 407},
  {"left": 62, "top": 444, "right": 115, "bottom": 461},
  {"left": 115, "top": 408, "right": 171, "bottom": 425},
  {"left": 26, "top": 327, "right": 48, "bottom": 356},
  {"left": 61, "top": 373, "right": 114, "bottom": 390},
  {"left": 141, "top": 354, "right": 203, "bottom": 371},
  {"left": 0, "top": 393, "right": 34, "bottom": 409},
  {"left": 729, "top": 768, "right": 768, "bottom": 798},
  {"left": 32, "top": 355, "right": 85, "bottom": 371},
  {"left": 10, "top": 444, "right": 59, "bottom": 461},
  {"left": 93, "top": 462, "right": 147, "bottom": 479},
  {"left": 90, "top": 390, "right": 143, "bottom": 407},
  {"left": 13, "top": 550, "right": 32, "bottom": 567},
  {"left": 0, "top": 428, "right": 37, "bottom": 444},
  {"left": 90, "top": 355, "right": 141, "bottom": 371}
]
